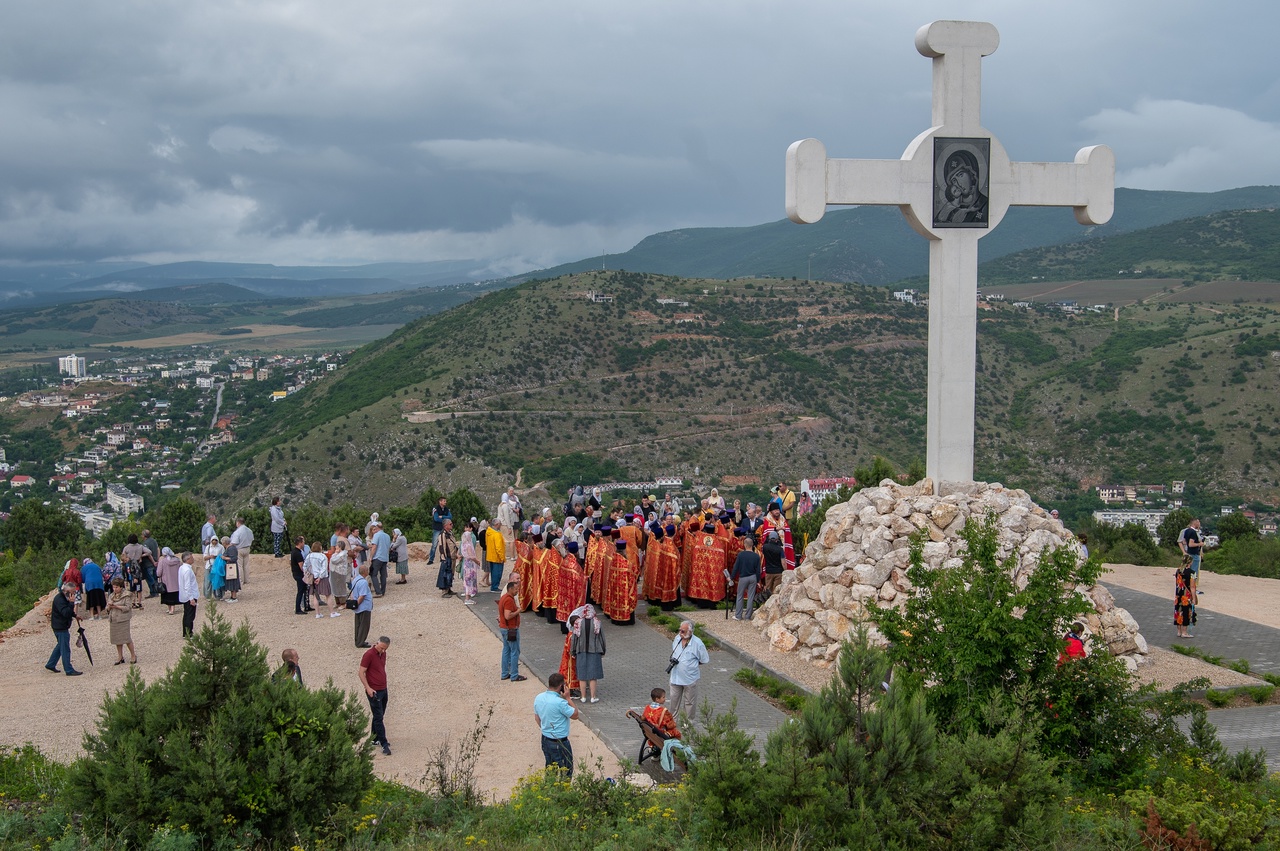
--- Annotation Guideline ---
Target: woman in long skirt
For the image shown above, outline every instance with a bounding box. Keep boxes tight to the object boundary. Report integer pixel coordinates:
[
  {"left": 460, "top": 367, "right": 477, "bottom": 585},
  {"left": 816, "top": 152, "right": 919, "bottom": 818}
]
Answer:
[
  {"left": 221, "top": 536, "right": 242, "bottom": 602},
  {"left": 106, "top": 576, "right": 137, "bottom": 664},
  {"left": 572, "top": 604, "right": 606, "bottom": 703},
  {"left": 1175, "top": 560, "right": 1197, "bottom": 638},
  {"left": 157, "top": 548, "right": 182, "bottom": 615},
  {"left": 460, "top": 520, "right": 480, "bottom": 605},
  {"left": 328, "top": 539, "right": 351, "bottom": 605}
]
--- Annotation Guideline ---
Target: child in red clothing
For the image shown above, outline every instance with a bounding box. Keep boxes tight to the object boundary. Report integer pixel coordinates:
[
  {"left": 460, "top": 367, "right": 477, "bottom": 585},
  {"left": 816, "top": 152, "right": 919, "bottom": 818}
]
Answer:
[{"left": 642, "top": 687, "right": 681, "bottom": 739}]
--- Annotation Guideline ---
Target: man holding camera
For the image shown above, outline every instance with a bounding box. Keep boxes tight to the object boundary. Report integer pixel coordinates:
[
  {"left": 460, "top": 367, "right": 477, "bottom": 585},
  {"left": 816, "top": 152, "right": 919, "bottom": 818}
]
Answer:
[
  {"left": 534, "top": 672, "right": 579, "bottom": 776},
  {"left": 667, "top": 620, "right": 710, "bottom": 722}
]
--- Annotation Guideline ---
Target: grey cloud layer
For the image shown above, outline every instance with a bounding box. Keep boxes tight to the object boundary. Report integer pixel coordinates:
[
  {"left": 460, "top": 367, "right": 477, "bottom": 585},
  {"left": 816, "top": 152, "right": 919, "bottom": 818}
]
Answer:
[{"left": 1, "top": 0, "right": 1278, "bottom": 268}]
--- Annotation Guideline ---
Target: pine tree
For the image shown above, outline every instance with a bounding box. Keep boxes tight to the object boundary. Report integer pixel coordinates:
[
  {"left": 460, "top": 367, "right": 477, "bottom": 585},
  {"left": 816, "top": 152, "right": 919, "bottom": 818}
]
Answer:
[{"left": 68, "top": 608, "right": 373, "bottom": 845}]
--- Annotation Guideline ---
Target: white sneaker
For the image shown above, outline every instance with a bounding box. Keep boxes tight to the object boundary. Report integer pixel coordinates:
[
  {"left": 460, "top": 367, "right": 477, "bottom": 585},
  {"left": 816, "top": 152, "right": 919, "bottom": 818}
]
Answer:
[
  {"left": 331, "top": 611, "right": 341, "bottom": 618},
  {"left": 316, "top": 613, "right": 323, "bottom": 619},
  {"left": 590, "top": 697, "right": 600, "bottom": 704}
]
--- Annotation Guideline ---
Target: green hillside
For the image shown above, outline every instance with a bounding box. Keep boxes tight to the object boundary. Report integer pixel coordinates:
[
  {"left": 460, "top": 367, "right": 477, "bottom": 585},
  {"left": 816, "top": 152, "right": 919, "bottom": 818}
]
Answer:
[
  {"left": 188, "top": 270, "right": 1280, "bottom": 513},
  {"left": 518, "top": 186, "right": 1280, "bottom": 286},
  {"left": 979, "top": 209, "right": 1280, "bottom": 285}
]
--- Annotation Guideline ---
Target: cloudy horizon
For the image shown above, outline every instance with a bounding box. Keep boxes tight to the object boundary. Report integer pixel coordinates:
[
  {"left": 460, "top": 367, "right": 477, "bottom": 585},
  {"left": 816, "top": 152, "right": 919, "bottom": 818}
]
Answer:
[{"left": 2, "top": 0, "right": 1278, "bottom": 274}]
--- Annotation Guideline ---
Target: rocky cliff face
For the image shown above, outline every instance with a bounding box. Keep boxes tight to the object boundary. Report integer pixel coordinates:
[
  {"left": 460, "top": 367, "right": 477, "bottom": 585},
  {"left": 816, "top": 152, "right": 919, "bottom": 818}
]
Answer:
[{"left": 754, "top": 479, "right": 1149, "bottom": 669}]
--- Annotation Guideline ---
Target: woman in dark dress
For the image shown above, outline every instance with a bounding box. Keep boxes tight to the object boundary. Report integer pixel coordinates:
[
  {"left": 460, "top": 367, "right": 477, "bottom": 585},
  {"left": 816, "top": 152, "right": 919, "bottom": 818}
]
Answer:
[
  {"left": 1174, "top": 561, "right": 1197, "bottom": 639},
  {"left": 571, "top": 604, "right": 606, "bottom": 703}
]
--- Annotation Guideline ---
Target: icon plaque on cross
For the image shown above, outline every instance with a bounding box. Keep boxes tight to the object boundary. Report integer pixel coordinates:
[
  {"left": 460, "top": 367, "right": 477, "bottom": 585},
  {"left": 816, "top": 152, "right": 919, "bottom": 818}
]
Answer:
[{"left": 786, "top": 20, "right": 1115, "bottom": 485}]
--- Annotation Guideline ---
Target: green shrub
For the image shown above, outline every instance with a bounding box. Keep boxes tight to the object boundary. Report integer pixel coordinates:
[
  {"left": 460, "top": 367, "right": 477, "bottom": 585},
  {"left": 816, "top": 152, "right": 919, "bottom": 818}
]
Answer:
[
  {"left": 732, "top": 669, "right": 809, "bottom": 712},
  {"left": 481, "top": 763, "right": 689, "bottom": 848},
  {"left": 1204, "top": 688, "right": 1233, "bottom": 708},
  {"left": 0, "top": 743, "right": 65, "bottom": 802},
  {"left": 1262, "top": 673, "right": 1280, "bottom": 687},
  {"left": 1124, "top": 754, "right": 1280, "bottom": 849},
  {"left": 65, "top": 608, "right": 374, "bottom": 846},
  {"left": 1227, "top": 658, "right": 1251, "bottom": 674},
  {"left": 1168, "top": 643, "right": 1197, "bottom": 657},
  {"left": 873, "top": 514, "right": 1193, "bottom": 784},
  {"left": 1245, "top": 685, "right": 1275, "bottom": 704},
  {"left": 0, "top": 548, "right": 72, "bottom": 632},
  {"left": 1206, "top": 535, "right": 1280, "bottom": 579}
]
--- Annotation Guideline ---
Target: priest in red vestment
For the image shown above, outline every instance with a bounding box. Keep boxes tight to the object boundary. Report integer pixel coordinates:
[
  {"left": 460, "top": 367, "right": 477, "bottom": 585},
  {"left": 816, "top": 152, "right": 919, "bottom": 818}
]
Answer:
[
  {"left": 761, "top": 505, "right": 796, "bottom": 570},
  {"left": 687, "top": 523, "right": 729, "bottom": 604},
  {"left": 523, "top": 532, "right": 544, "bottom": 612},
  {"left": 536, "top": 537, "right": 560, "bottom": 616},
  {"left": 647, "top": 525, "right": 681, "bottom": 605},
  {"left": 557, "top": 541, "right": 587, "bottom": 624},
  {"left": 603, "top": 539, "right": 637, "bottom": 624},
  {"left": 586, "top": 526, "right": 609, "bottom": 604}
]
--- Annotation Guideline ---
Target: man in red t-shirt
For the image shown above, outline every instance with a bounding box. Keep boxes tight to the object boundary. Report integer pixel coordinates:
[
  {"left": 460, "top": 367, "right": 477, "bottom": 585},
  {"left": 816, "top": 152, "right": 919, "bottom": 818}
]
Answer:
[
  {"left": 499, "top": 579, "right": 526, "bottom": 682},
  {"left": 358, "top": 636, "right": 392, "bottom": 755}
]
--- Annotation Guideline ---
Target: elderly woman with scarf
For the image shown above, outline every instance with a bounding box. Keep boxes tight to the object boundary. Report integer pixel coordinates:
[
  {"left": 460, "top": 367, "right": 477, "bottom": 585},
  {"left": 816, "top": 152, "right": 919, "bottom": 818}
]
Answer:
[
  {"left": 571, "top": 604, "right": 606, "bottom": 703},
  {"left": 157, "top": 547, "right": 183, "bottom": 615}
]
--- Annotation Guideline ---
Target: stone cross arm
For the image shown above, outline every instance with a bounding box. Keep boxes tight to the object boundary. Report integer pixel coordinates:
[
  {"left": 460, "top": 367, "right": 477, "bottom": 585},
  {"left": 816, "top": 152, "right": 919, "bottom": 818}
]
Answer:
[
  {"left": 1008, "top": 145, "right": 1115, "bottom": 226},
  {"left": 786, "top": 137, "right": 1115, "bottom": 232}
]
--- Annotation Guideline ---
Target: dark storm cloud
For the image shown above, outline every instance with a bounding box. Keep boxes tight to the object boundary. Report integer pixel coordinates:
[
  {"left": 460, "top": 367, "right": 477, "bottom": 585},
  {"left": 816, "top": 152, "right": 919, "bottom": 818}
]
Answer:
[{"left": 0, "top": 1, "right": 1278, "bottom": 269}]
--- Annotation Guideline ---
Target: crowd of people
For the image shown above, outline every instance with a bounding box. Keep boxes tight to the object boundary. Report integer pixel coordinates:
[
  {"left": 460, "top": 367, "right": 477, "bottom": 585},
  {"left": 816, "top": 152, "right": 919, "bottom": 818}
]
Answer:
[
  {"left": 47, "top": 526, "right": 221, "bottom": 674},
  {"left": 42, "top": 484, "right": 808, "bottom": 776}
]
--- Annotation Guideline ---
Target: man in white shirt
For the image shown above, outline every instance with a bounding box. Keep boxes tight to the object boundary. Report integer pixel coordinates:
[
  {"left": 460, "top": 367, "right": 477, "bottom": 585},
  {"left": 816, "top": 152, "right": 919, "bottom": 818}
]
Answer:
[
  {"left": 667, "top": 620, "right": 710, "bottom": 722},
  {"left": 178, "top": 551, "right": 200, "bottom": 638}
]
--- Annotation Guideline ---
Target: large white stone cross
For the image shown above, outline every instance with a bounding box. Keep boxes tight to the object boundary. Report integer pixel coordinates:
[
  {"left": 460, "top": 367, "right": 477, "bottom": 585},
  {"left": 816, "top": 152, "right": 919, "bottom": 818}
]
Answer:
[{"left": 786, "top": 20, "right": 1114, "bottom": 484}]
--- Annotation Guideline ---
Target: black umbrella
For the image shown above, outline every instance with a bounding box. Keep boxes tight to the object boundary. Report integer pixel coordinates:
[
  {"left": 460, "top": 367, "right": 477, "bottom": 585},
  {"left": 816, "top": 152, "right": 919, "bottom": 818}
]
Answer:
[{"left": 75, "top": 621, "right": 95, "bottom": 666}]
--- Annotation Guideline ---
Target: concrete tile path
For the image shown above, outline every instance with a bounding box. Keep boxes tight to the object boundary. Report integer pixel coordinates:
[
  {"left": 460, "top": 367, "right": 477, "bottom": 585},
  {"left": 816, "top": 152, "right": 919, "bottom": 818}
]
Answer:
[
  {"left": 1107, "top": 584, "right": 1280, "bottom": 771},
  {"left": 460, "top": 589, "right": 789, "bottom": 771},
  {"left": 1107, "top": 585, "right": 1280, "bottom": 674}
]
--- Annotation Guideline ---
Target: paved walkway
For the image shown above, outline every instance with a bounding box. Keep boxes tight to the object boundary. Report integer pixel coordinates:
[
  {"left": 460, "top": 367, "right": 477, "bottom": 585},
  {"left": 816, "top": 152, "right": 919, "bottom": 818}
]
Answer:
[
  {"left": 461, "top": 589, "right": 788, "bottom": 771},
  {"left": 1107, "top": 585, "right": 1280, "bottom": 673},
  {"left": 1107, "top": 584, "right": 1280, "bottom": 771}
]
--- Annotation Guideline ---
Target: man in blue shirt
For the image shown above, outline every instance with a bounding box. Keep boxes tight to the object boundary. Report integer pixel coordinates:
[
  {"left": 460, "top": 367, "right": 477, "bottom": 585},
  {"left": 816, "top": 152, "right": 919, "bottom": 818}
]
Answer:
[
  {"left": 369, "top": 522, "right": 392, "bottom": 597},
  {"left": 351, "top": 564, "right": 374, "bottom": 648},
  {"left": 428, "top": 497, "right": 451, "bottom": 564},
  {"left": 201, "top": 514, "right": 217, "bottom": 551},
  {"left": 668, "top": 620, "right": 710, "bottom": 722},
  {"left": 533, "top": 673, "right": 579, "bottom": 776}
]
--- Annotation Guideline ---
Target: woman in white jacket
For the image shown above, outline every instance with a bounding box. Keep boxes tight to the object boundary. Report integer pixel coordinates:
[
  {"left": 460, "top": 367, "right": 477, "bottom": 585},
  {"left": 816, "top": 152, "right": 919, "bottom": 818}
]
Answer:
[{"left": 306, "top": 542, "right": 339, "bottom": 618}]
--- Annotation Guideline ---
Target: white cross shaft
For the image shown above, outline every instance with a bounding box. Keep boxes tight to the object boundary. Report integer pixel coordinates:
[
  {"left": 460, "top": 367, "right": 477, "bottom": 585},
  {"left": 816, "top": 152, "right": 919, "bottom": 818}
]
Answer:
[{"left": 785, "top": 20, "right": 1115, "bottom": 484}]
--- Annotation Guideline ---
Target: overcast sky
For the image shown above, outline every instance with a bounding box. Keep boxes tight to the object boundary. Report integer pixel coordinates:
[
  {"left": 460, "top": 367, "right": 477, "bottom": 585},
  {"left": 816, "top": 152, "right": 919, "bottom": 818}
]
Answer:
[{"left": 2, "top": 0, "right": 1277, "bottom": 275}]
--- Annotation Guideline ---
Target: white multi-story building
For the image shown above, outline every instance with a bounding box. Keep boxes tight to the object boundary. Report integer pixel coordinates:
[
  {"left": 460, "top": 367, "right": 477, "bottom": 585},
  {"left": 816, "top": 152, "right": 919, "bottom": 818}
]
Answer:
[
  {"left": 58, "top": 354, "right": 87, "bottom": 378},
  {"left": 1092, "top": 508, "right": 1169, "bottom": 541},
  {"left": 105, "top": 483, "right": 145, "bottom": 515}
]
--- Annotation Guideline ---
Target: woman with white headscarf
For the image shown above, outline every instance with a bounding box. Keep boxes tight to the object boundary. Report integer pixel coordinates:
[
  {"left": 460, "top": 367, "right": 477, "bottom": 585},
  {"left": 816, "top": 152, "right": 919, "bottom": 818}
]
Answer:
[
  {"left": 497, "top": 492, "right": 519, "bottom": 562},
  {"left": 392, "top": 527, "right": 409, "bottom": 584},
  {"left": 157, "top": 547, "right": 182, "bottom": 615},
  {"left": 571, "top": 604, "right": 606, "bottom": 703}
]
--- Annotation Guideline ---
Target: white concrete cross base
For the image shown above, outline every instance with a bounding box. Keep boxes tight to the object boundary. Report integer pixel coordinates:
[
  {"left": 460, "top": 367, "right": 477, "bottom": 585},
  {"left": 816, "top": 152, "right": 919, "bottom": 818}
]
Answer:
[{"left": 785, "top": 20, "right": 1115, "bottom": 485}]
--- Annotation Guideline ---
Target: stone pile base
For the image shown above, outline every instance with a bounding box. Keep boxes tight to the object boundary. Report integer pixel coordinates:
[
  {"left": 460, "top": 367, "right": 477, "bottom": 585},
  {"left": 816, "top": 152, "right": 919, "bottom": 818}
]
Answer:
[{"left": 755, "top": 479, "right": 1149, "bottom": 669}]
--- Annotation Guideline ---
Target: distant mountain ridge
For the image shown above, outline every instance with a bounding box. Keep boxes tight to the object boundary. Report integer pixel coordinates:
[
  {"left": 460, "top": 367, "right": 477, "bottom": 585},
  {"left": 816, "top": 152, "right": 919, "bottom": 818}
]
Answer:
[
  {"left": 516, "top": 186, "right": 1280, "bottom": 285},
  {"left": 0, "top": 259, "right": 492, "bottom": 309}
]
